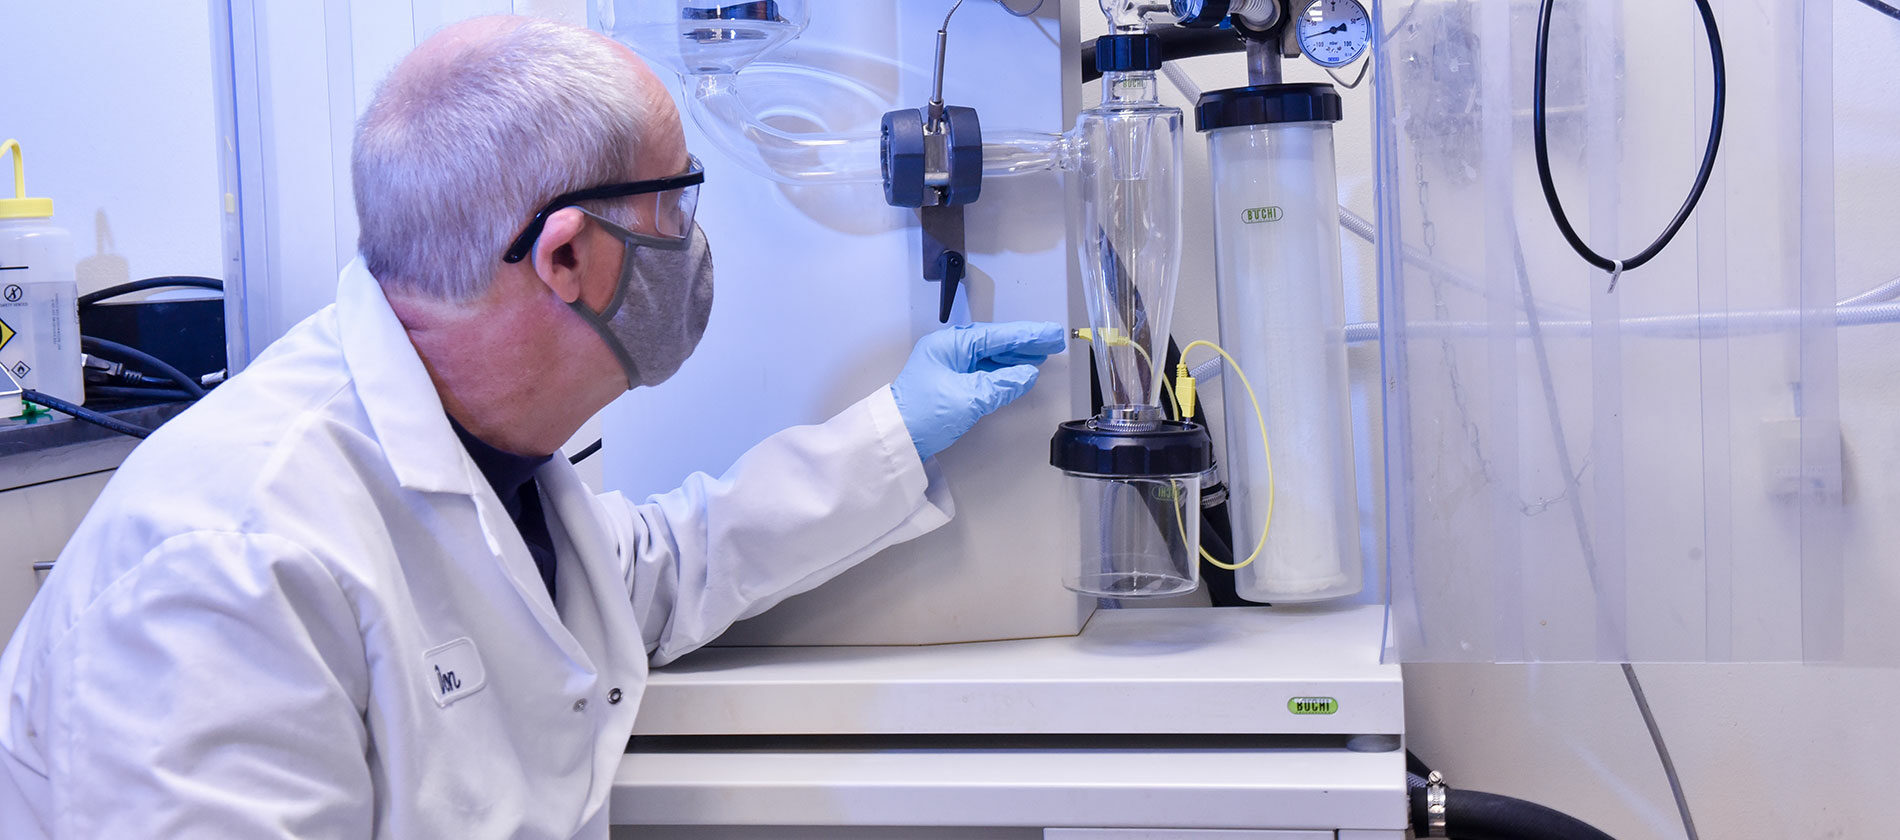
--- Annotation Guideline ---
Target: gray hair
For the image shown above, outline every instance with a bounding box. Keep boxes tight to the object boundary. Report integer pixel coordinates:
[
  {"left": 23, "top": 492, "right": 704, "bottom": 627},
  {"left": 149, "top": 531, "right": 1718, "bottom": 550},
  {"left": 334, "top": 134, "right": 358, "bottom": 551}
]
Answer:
[{"left": 353, "top": 17, "right": 652, "bottom": 301}]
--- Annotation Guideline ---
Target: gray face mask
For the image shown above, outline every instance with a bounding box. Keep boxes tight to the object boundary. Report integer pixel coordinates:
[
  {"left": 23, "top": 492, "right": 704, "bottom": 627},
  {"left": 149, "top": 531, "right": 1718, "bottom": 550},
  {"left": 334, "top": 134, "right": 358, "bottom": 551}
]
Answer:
[{"left": 572, "top": 212, "right": 714, "bottom": 389}]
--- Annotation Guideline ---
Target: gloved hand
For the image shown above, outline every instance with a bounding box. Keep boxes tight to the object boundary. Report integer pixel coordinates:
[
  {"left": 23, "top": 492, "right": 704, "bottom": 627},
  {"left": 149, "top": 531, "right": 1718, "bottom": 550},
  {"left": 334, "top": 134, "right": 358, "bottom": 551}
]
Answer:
[{"left": 891, "top": 321, "right": 1067, "bottom": 461}]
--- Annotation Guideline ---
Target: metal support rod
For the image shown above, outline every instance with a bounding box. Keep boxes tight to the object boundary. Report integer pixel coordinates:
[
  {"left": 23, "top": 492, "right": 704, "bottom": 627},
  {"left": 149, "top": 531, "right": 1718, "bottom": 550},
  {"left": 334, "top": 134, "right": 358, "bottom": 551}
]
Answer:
[
  {"left": 1246, "top": 36, "right": 1282, "bottom": 85},
  {"left": 928, "top": 0, "right": 966, "bottom": 129}
]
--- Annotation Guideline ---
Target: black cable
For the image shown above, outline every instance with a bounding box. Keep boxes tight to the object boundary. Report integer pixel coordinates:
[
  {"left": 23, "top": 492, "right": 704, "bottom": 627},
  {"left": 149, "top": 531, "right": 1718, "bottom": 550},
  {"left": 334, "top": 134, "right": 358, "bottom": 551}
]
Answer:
[
  {"left": 1533, "top": 0, "right": 1725, "bottom": 286},
  {"left": 1080, "top": 27, "right": 1246, "bottom": 83},
  {"left": 1624, "top": 663, "right": 1701, "bottom": 840},
  {"left": 81, "top": 337, "right": 208, "bottom": 398},
  {"left": 77, "top": 276, "right": 223, "bottom": 309},
  {"left": 569, "top": 438, "right": 603, "bottom": 465},
  {"left": 21, "top": 389, "right": 152, "bottom": 439},
  {"left": 1854, "top": 0, "right": 1900, "bottom": 22},
  {"left": 87, "top": 385, "right": 197, "bottom": 403}
]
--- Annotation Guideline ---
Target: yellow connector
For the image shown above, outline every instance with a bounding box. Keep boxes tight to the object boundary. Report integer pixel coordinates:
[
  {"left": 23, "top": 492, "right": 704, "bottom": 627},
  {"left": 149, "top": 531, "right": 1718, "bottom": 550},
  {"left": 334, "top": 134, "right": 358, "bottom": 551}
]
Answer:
[
  {"left": 1175, "top": 362, "right": 1198, "bottom": 420},
  {"left": 1074, "top": 327, "right": 1138, "bottom": 348}
]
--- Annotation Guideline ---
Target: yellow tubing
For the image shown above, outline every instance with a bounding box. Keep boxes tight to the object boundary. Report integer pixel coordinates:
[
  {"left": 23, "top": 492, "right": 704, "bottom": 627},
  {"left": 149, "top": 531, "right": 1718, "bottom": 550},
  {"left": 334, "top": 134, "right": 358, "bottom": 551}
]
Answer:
[{"left": 1177, "top": 340, "right": 1272, "bottom": 571}]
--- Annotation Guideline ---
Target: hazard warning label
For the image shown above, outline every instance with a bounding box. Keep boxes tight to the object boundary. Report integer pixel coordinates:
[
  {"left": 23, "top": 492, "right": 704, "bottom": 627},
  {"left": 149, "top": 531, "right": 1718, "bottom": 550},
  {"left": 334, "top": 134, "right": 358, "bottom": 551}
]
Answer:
[{"left": 0, "top": 317, "right": 13, "bottom": 353}]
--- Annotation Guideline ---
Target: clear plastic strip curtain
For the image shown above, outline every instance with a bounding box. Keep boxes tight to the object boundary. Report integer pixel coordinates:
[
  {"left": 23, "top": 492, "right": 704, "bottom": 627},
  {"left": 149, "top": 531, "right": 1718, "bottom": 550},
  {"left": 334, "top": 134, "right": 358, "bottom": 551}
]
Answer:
[{"left": 1373, "top": 0, "right": 1883, "bottom": 663}]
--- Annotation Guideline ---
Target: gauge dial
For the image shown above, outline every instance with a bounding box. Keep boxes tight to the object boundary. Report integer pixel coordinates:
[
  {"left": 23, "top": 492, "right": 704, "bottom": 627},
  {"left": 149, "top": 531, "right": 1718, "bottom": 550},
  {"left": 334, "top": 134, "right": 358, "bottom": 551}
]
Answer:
[{"left": 1295, "top": 0, "right": 1371, "bottom": 69}]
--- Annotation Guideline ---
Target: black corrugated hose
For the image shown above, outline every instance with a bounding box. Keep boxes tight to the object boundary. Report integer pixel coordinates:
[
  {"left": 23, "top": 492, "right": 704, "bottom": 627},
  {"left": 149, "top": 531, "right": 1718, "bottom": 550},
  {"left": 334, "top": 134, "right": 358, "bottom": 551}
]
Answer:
[{"left": 1408, "top": 771, "right": 1618, "bottom": 840}]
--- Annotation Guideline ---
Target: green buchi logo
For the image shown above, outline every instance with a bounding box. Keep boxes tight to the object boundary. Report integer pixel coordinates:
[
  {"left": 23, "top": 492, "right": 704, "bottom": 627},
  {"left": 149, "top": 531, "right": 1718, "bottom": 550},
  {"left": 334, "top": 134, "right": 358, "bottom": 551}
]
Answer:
[
  {"left": 1243, "top": 206, "right": 1283, "bottom": 224},
  {"left": 1288, "top": 696, "right": 1338, "bottom": 715}
]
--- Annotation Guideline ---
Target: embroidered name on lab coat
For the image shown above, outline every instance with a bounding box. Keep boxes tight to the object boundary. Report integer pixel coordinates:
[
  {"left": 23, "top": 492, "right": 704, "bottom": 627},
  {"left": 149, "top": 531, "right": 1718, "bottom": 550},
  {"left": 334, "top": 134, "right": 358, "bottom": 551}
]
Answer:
[{"left": 422, "top": 637, "right": 487, "bottom": 708}]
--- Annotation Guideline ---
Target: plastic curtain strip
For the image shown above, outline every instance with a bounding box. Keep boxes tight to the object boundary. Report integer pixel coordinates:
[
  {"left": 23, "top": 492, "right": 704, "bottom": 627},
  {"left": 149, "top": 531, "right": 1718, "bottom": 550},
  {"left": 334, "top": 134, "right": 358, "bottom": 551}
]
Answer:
[{"left": 1376, "top": 0, "right": 1855, "bottom": 664}]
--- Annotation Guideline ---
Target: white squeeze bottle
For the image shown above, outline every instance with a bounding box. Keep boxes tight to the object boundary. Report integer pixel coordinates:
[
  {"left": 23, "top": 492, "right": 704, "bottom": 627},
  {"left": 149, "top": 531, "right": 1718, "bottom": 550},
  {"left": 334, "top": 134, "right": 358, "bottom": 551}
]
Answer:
[{"left": 0, "top": 139, "right": 81, "bottom": 406}]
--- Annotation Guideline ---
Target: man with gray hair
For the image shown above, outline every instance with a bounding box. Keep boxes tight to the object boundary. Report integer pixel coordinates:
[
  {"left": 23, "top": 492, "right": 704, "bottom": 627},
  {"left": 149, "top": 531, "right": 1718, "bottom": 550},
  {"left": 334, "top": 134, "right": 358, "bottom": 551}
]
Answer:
[{"left": 0, "top": 16, "right": 1064, "bottom": 838}]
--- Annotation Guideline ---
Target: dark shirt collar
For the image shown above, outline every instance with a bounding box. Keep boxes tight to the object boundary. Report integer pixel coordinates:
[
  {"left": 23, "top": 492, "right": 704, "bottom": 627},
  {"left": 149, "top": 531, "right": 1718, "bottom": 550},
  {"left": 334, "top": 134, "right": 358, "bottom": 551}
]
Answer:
[
  {"left": 446, "top": 416, "right": 552, "bottom": 510},
  {"left": 447, "top": 415, "right": 561, "bottom": 598}
]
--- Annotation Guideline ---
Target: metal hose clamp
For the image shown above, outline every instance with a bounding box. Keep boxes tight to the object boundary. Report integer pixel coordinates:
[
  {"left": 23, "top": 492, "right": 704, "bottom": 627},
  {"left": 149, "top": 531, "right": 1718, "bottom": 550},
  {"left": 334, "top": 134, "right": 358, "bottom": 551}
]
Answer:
[{"left": 1425, "top": 770, "right": 1449, "bottom": 837}]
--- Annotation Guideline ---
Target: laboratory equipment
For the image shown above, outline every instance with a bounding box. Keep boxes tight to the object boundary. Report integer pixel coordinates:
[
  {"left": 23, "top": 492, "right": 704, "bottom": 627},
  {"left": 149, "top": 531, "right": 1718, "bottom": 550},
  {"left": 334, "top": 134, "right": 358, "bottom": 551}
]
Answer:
[
  {"left": 0, "top": 139, "right": 81, "bottom": 407},
  {"left": 1159, "top": 2, "right": 1368, "bottom": 603},
  {"left": 1200, "top": 84, "right": 1363, "bottom": 602},
  {"left": 879, "top": 4, "right": 985, "bottom": 322},
  {"left": 595, "top": 0, "right": 809, "bottom": 78},
  {"left": 616, "top": 605, "right": 1407, "bottom": 837},
  {"left": 1053, "top": 421, "right": 1207, "bottom": 597},
  {"left": 1050, "top": 24, "right": 1213, "bottom": 599},
  {"left": 1291, "top": 0, "right": 1371, "bottom": 68}
]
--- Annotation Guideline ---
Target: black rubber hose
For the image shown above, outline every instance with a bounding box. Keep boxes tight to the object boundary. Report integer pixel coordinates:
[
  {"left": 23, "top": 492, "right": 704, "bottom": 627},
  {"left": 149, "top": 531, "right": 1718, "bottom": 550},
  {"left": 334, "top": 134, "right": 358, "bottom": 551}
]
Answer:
[
  {"left": 1080, "top": 27, "right": 1246, "bottom": 83},
  {"left": 81, "top": 336, "right": 208, "bottom": 398},
  {"left": 1408, "top": 770, "right": 1434, "bottom": 835},
  {"left": 77, "top": 276, "right": 223, "bottom": 309},
  {"left": 21, "top": 389, "right": 153, "bottom": 439},
  {"left": 1409, "top": 773, "right": 1619, "bottom": 840}
]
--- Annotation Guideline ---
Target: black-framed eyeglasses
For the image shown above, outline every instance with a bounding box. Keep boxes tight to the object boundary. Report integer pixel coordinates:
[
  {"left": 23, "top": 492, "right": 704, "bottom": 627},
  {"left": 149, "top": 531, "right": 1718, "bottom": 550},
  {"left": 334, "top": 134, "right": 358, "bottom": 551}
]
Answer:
[{"left": 501, "top": 156, "right": 705, "bottom": 264}]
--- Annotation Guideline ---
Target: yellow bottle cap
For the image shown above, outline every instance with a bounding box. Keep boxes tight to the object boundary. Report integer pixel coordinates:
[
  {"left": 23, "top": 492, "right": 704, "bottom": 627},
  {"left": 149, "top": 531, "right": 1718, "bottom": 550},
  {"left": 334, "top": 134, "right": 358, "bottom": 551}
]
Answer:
[{"left": 0, "top": 140, "right": 55, "bottom": 220}]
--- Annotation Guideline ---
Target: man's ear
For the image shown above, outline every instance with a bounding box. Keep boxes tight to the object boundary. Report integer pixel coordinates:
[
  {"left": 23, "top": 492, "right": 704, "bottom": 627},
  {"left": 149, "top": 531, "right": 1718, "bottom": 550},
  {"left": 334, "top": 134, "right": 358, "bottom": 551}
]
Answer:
[{"left": 531, "top": 206, "right": 591, "bottom": 305}]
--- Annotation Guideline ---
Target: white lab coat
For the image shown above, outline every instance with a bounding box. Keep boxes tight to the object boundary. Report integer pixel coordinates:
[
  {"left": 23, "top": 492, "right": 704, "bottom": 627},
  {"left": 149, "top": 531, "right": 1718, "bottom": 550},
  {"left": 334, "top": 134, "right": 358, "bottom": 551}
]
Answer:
[{"left": 0, "top": 258, "right": 954, "bottom": 839}]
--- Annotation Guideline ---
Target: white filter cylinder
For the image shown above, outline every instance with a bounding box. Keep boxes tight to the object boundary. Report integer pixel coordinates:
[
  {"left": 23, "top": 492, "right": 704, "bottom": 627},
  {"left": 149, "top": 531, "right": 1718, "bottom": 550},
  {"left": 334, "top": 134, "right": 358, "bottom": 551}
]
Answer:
[
  {"left": 1208, "top": 119, "right": 1362, "bottom": 602},
  {"left": 0, "top": 219, "right": 81, "bottom": 407}
]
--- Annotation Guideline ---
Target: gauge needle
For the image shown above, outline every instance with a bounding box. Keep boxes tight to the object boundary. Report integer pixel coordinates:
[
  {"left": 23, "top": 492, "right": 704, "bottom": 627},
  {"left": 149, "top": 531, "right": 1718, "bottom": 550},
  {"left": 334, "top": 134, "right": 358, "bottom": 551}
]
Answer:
[{"left": 1319, "top": 22, "right": 1348, "bottom": 36}]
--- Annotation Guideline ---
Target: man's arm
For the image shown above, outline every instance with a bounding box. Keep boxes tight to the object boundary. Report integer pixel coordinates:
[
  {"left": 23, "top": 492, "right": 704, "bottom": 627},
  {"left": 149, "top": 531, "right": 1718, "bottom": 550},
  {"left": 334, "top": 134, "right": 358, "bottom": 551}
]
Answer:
[
  {"left": 602, "top": 321, "right": 1065, "bottom": 665},
  {"left": 26, "top": 531, "right": 374, "bottom": 838},
  {"left": 607, "top": 385, "right": 954, "bottom": 665}
]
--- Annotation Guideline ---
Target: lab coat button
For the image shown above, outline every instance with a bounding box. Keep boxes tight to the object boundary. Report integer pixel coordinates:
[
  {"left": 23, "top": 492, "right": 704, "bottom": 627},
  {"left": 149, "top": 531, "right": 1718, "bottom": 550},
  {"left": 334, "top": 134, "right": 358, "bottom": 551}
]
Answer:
[
  {"left": 608, "top": 687, "right": 623, "bottom": 704},
  {"left": 573, "top": 698, "right": 588, "bottom": 712}
]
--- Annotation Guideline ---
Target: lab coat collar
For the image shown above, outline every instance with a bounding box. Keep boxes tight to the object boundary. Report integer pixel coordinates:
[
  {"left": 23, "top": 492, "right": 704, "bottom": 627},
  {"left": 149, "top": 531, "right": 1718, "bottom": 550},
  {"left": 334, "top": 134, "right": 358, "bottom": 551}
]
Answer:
[{"left": 336, "top": 257, "right": 482, "bottom": 497}]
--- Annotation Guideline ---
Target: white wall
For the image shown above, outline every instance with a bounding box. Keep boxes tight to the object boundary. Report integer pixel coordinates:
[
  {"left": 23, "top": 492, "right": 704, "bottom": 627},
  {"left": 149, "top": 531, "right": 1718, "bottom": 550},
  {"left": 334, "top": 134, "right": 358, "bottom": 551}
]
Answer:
[
  {"left": 0, "top": 0, "right": 226, "bottom": 295},
  {"left": 227, "top": 0, "right": 514, "bottom": 365}
]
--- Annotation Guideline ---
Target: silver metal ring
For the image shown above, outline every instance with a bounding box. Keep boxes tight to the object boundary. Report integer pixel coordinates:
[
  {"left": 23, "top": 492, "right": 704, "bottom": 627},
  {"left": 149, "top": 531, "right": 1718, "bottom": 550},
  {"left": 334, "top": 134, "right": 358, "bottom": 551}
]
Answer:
[{"left": 1425, "top": 770, "right": 1449, "bottom": 836}]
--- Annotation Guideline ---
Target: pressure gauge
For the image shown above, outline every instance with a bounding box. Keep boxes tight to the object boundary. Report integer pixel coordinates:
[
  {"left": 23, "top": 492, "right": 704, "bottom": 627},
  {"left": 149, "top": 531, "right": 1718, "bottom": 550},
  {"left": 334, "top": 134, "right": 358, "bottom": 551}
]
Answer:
[{"left": 1294, "top": 0, "right": 1371, "bottom": 69}]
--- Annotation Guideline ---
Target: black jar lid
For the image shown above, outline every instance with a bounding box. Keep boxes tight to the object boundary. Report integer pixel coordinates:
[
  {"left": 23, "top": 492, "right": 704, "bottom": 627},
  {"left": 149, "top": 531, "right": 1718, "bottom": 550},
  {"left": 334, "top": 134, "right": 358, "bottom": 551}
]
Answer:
[
  {"left": 1050, "top": 418, "right": 1213, "bottom": 478},
  {"left": 1195, "top": 83, "right": 1343, "bottom": 132},
  {"left": 1094, "top": 33, "right": 1164, "bottom": 74}
]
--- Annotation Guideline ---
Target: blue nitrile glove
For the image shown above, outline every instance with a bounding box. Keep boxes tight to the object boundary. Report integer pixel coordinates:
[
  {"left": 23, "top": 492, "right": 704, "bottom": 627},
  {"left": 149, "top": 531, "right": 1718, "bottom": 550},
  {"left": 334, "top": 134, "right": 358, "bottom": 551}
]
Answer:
[{"left": 890, "top": 321, "right": 1067, "bottom": 461}]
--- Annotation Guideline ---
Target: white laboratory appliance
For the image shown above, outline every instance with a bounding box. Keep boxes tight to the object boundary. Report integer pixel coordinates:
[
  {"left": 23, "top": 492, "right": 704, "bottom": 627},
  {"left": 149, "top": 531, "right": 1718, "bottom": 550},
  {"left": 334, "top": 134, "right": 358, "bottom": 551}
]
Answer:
[{"left": 594, "top": 1, "right": 1405, "bottom": 836}]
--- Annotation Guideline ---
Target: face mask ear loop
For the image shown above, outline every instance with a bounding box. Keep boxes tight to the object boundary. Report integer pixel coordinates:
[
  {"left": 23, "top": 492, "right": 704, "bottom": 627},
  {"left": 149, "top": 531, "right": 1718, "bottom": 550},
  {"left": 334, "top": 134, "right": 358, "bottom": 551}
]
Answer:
[{"left": 569, "top": 212, "right": 645, "bottom": 387}]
